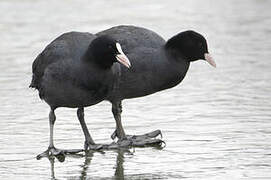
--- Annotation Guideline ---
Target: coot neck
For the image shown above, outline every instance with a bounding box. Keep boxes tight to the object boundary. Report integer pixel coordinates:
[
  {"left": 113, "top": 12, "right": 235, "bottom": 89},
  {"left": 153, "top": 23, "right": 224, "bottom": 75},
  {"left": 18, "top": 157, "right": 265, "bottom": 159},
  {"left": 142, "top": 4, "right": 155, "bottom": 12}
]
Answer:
[{"left": 153, "top": 46, "right": 190, "bottom": 91}]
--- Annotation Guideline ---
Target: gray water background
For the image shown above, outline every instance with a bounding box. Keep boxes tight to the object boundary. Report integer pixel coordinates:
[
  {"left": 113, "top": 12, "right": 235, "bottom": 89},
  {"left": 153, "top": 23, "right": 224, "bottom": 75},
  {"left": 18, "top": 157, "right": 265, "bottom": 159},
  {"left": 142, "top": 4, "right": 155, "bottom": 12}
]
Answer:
[{"left": 0, "top": 0, "right": 271, "bottom": 179}]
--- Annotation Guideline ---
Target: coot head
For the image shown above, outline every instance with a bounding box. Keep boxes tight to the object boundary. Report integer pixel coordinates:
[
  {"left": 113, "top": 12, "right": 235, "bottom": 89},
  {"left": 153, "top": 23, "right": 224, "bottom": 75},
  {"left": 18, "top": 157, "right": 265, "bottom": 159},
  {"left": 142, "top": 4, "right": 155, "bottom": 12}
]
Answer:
[
  {"left": 166, "top": 30, "right": 216, "bottom": 67},
  {"left": 87, "top": 35, "right": 131, "bottom": 69}
]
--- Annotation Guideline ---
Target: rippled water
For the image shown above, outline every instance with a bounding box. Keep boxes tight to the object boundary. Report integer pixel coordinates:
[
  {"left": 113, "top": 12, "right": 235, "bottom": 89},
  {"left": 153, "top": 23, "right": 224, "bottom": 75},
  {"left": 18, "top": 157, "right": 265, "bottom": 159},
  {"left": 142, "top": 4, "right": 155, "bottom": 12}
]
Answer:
[{"left": 1, "top": 0, "right": 271, "bottom": 179}]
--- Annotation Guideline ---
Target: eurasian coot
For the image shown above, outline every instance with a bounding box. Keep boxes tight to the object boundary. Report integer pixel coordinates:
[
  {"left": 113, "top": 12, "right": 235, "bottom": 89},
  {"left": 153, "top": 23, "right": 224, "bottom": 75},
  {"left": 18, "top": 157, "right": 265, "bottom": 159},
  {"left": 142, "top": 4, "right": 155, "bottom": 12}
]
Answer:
[{"left": 30, "top": 25, "right": 215, "bottom": 158}]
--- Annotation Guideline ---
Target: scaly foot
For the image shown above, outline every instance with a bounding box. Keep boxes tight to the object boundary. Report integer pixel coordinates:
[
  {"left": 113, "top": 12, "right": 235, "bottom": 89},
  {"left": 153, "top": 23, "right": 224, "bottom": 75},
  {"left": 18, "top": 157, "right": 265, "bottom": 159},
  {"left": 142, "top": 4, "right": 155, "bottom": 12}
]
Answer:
[
  {"left": 111, "top": 129, "right": 164, "bottom": 147},
  {"left": 37, "top": 147, "right": 83, "bottom": 160},
  {"left": 84, "top": 141, "right": 104, "bottom": 151}
]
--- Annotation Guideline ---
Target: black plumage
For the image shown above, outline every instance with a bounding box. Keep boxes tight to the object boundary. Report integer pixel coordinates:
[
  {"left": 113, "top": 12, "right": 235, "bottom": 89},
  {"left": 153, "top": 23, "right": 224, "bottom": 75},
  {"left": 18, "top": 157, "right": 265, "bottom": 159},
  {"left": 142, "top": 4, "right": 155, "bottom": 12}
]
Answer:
[{"left": 31, "top": 25, "right": 215, "bottom": 158}]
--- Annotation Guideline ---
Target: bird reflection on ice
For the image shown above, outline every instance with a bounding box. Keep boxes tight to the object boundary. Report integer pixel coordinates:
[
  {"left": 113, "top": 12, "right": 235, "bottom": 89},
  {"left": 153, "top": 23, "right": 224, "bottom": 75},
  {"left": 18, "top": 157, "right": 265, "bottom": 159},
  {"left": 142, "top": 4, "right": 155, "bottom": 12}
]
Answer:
[
  {"left": 47, "top": 148, "right": 167, "bottom": 180},
  {"left": 47, "top": 150, "right": 128, "bottom": 180}
]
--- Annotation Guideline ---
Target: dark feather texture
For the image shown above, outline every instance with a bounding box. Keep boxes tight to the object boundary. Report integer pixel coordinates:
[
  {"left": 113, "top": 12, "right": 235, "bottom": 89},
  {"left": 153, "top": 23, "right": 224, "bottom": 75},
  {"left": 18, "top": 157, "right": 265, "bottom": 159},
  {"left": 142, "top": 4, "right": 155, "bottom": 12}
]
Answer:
[{"left": 30, "top": 25, "right": 210, "bottom": 108}]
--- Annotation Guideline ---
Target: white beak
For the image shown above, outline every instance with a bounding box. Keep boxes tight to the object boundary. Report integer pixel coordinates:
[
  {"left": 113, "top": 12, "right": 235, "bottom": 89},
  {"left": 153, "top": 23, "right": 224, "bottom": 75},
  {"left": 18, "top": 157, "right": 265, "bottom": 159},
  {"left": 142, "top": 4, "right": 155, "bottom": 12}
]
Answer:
[
  {"left": 204, "top": 53, "right": 216, "bottom": 68},
  {"left": 116, "top": 43, "right": 131, "bottom": 68}
]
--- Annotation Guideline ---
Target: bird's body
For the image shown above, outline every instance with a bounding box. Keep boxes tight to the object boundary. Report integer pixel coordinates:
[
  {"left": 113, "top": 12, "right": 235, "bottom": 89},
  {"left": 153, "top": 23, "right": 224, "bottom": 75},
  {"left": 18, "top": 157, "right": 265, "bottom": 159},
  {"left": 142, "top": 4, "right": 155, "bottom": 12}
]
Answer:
[
  {"left": 31, "top": 32, "right": 116, "bottom": 108},
  {"left": 100, "top": 26, "right": 190, "bottom": 101},
  {"left": 31, "top": 25, "right": 215, "bottom": 158}
]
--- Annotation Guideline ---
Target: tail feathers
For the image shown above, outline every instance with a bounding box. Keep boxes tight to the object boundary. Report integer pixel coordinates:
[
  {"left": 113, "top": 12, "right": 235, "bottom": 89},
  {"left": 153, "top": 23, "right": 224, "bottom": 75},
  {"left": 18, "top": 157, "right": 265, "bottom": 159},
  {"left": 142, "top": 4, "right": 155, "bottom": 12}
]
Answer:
[
  {"left": 29, "top": 80, "right": 36, "bottom": 88},
  {"left": 29, "top": 76, "right": 45, "bottom": 99},
  {"left": 29, "top": 75, "right": 39, "bottom": 89}
]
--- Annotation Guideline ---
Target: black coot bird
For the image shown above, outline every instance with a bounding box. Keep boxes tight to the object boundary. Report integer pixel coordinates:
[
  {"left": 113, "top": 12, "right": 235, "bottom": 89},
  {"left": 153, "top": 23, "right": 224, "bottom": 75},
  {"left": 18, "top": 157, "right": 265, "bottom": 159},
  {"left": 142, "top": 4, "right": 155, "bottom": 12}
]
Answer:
[{"left": 30, "top": 25, "right": 215, "bottom": 158}]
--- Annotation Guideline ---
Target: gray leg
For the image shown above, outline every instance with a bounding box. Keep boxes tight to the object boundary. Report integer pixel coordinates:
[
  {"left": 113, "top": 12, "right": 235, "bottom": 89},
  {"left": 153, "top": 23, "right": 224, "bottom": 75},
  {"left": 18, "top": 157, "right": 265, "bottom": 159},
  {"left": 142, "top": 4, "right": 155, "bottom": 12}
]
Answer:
[
  {"left": 37, "top": 108, "right": 83, "bottom": 160},
  {"left": 77, "top": 107, "right": 103, "bottom": 150},
  {"left": 111, "top": 101, "right": 126, "bottom": 140},
  {"left": 110, "top": 101, "right": 164, "bottom": 147},
  {"left": 49, "top": 109, "right": 56, "bottom": 148}
]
